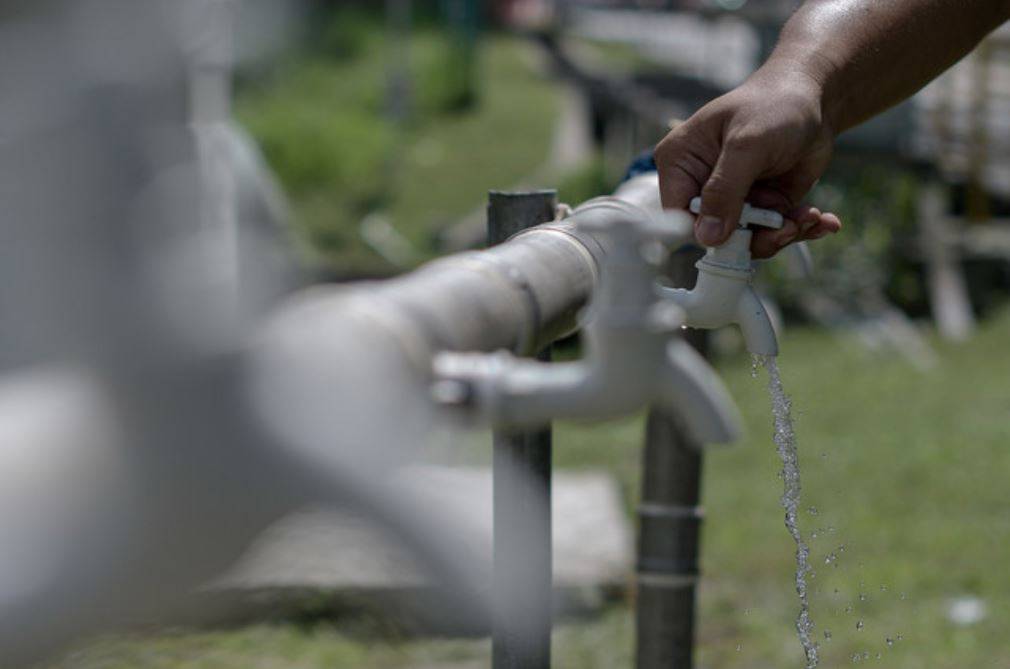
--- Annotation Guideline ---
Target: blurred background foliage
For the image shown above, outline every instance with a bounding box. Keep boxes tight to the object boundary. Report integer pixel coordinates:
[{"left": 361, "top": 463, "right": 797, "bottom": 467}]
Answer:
[{"left": 235, "top": 3, "right": 567, "bottom": 277}]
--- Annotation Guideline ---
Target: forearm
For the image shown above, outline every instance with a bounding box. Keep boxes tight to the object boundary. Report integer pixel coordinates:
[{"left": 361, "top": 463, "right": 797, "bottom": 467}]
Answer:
[{"left": 762, "top": 0, "right": 1010, "bottom": 134}]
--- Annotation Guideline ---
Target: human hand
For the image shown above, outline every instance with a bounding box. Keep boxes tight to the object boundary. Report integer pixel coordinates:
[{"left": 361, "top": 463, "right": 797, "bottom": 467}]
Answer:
[{"left": 654, "top": 69, "right": 842, "bottom": 258}]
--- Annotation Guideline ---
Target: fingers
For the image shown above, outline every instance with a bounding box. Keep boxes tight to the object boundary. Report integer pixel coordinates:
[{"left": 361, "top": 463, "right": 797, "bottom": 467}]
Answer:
[
  {"left": 656, "top": 109, "right": 782, "bottom": 247},
  {"left": 695, "top": 144, "right": 767, "bottom": 246},
  {"left": 655, "top": 99, "right": 833, "bottom": 250},
  {"left": 655, "top": 131, "right": 711, "bottom": 211},
  {"left": 751, "top": 206, "right": 842, "bottom": 259},
  {"left": 811, "top": 211, "right": 842, "bottom": 237},
  {"left": 751, "top": 219, "right": 802, "bottom": 259}
]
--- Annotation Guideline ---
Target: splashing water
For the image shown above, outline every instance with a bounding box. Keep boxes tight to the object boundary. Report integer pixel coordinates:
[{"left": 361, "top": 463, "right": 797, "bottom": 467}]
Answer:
[{"left": 757, "top": 354, "right": 818, "bottom": 668}]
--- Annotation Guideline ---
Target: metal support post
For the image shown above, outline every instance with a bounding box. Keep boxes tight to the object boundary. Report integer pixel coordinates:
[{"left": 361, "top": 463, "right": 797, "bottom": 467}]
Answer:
[
  {"left": 636, "top": 248, "right": 708, "bottom": 669},
  {"left": 489, "top": 190, "right": 557, "bottom": 669}
]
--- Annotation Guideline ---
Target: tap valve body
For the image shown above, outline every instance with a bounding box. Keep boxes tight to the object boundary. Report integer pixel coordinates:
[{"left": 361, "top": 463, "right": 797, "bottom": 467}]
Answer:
[{"left": 658, "top": 198, "right": 784, "bottom": 356}]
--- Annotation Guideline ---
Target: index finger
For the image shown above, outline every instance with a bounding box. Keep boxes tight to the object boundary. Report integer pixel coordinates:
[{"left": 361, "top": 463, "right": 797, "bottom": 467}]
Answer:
[{"left": 654, "top": 132, "right": 712, "bottom": 211}]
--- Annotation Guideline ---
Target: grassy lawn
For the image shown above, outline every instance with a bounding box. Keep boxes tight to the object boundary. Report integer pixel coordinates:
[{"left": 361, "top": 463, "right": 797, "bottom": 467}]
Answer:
[
  {"left": 55, "top": 309, "right": 1010, "bottom": 667},
  {"left": 695, "top": 310, "right": 1010, "bottom": 668}
]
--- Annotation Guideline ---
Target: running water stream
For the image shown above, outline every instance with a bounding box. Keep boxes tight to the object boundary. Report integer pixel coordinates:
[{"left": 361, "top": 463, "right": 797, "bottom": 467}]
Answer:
[{"left": 757, "top": 354, "right": 819, "bottom": 668}]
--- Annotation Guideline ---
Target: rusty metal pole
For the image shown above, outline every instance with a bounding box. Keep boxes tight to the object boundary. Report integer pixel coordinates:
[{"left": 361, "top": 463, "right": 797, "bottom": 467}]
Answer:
[
  {"left": 636, "top": 248, "right": 708, "bottom": 669},
  {"left": 489, "top": 191, "right": 557, "bottom": 669}
]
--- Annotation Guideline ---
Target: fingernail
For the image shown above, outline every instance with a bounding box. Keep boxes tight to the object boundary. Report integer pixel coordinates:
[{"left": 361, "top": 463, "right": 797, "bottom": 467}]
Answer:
[{"left": 696, "top": 215, "right": 724, "bottom": 245}]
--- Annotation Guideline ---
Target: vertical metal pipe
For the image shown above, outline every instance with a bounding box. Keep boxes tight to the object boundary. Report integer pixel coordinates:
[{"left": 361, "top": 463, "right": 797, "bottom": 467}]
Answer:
[
  {"left": 489, "top": 191, "right": 557, "bottom": 669},
  {"left": 386, "top": 0, "right": 413, "bottom": 124},
  {"left": 636, "top": 248, "right": 708, "bottom": 669}
]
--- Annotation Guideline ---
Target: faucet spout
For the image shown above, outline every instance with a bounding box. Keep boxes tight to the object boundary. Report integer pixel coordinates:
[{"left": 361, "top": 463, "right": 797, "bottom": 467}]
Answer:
[
  {"left": 659, "top": 228, "right": 779, "bottom": 356},
  {"left": 736, "top": 284, "right": 778, "bottom": 357}
]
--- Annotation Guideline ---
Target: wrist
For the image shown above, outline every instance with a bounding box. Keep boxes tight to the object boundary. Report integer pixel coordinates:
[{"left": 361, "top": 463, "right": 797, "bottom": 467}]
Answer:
[{"left": 752, "top": 53, "right": 842, "bottom": 139}]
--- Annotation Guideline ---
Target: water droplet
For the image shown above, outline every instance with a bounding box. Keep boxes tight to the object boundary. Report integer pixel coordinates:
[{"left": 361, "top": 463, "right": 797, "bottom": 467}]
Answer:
[{"left": 856, "top": 619, "right": 865, "bottom": 631}]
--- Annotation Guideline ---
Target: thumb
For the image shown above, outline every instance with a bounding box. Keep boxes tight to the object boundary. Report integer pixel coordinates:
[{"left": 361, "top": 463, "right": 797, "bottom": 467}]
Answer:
[{"left": 695, "top": 146, "right": 765, "bottom": 247}]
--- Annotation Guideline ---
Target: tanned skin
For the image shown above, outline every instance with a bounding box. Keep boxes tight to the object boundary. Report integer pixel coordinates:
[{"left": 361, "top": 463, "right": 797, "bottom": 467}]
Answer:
[{"left": 655, "top": 0, "right": 1010, "bottom": 258}]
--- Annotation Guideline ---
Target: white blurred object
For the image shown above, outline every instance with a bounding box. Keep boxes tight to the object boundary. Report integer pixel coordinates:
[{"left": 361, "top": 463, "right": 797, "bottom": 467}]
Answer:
[
  {"left": 947, "top": 596, "right": 988, "bottom": 626},
  {"left": 0, "top": 368, "right": 127, "bottom": 606}
]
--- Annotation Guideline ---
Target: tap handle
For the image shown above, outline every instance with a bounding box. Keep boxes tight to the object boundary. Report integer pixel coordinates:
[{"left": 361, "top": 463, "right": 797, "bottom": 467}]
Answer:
[{"left": 689, "top": 197, "right": 784, "bottom": 230}]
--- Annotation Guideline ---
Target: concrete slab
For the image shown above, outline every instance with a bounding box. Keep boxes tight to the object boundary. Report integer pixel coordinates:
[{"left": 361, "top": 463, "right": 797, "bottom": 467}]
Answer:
[{"left": 208, "top": 468, "right": 632, "bottom": 627}]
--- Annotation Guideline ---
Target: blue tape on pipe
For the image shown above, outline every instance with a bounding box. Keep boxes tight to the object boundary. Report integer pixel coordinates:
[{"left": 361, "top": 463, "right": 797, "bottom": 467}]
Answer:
[
  {"left": 621, "top": 150, "right": 701, "bottom": 254},
  {"left": 622, "top": 150, "right": 657, "bottom": 182}
]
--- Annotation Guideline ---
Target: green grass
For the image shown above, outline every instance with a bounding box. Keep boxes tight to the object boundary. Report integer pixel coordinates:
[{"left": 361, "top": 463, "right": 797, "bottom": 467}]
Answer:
[
  {"left": 694, "top": 310, "right": 1010, "bottom": 668},
  {"left": 55, "top": 310, "right": 1010, "bottom": 667},
  {"left": 236, "top": 29, "right": 559, "bottom": 275}
]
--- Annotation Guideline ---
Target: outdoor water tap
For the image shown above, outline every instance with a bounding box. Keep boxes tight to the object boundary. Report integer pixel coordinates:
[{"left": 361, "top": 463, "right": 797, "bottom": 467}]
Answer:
[
  {"left": 659, "top": 197, "right": 783, "bottom": 356},
  {"left": 432, "top": 200, "right": 742, "bottom": 445}
]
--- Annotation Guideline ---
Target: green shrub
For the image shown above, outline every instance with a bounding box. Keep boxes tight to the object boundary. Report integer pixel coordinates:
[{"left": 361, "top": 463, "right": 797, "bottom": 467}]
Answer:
[
  {"left": 236, "top": 29, "right": 559, "bottom": 274},
  {"left": 557, "top": 157, "right": 611, "bottom": 207},
  {"left": 244, "top": 101, "right": 390, "bottom": 201},
  {"left": 314, "top": 6, "right": 376, "bottom": 60}
]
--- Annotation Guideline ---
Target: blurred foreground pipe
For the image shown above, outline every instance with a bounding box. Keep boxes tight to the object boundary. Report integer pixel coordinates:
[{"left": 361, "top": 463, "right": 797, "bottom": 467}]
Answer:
[{"left": 487, "top": 191, "right": 556, "bottom": 669}]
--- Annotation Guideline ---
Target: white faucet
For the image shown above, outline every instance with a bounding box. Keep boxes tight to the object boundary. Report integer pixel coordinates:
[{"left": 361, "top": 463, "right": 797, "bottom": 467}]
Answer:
[
  {"left": 432, "top": 197, "right": 742, "bottom": 445},
  {"left": 659, "top": 197, "right": 783, "bottom": 356}
]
